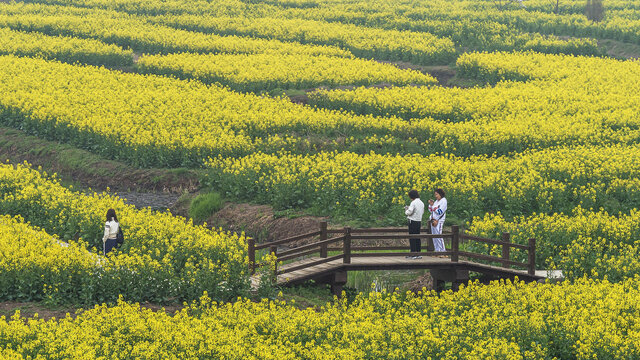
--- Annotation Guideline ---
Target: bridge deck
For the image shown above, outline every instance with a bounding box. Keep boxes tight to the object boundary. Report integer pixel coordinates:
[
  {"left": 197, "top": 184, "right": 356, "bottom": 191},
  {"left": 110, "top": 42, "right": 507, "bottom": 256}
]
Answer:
[{"left": 266, "top": 255, "right": 543, "bottom": 286}]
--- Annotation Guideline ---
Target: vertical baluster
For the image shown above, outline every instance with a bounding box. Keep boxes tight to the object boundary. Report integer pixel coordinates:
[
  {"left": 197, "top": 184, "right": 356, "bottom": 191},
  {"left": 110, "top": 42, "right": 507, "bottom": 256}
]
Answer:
[
  {"left": 501, "top": 232, "right": 510, "bottom": 268},
  {"left": 343, "top": 227, "right": 351, "bottom": 264}
]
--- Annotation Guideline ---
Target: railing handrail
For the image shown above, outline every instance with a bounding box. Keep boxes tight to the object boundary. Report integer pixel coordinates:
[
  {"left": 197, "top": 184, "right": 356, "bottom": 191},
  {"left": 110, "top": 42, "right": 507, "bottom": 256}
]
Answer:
[
  {"left": 327, "top": 227, "right": 435, "bottom": 234},
  {"left": 460, "top": 233, "right": 530, "bottom": 250},
  {"left": 277, "top": 235, "right": 345, "bottom": 258},
  {"left": 350, "top": 233, "right": 452, "bottom": 240},
  {"left": 254, "top": 230, "right": 322, "bottom": 250},
  {"left": 248, "top": 221, "right": 536, "bottom": 277}
]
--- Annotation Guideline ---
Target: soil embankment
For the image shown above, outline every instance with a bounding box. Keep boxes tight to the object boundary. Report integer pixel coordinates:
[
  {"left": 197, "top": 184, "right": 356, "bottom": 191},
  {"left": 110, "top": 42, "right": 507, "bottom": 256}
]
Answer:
[
  {"left": 0, "top": 127, "right": 200, "bottom": 193},
  {"left": 208, "top": 203, "right": 326, "bottom": 243}
]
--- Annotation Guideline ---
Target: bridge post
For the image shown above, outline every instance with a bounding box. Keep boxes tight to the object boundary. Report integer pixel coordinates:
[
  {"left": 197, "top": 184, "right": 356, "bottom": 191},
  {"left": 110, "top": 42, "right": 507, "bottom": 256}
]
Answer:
[
  {"left": 451, "top": 225, "right": 459, "bottom": 262},
  {"left": 528, "top": 238, "right": 536, "bottom": 276},
  {"left": 248, "top": 237, "right": 255, "bottom": 275},
  {"left": 270, "top": 245, "right": 278, "bottom": 283},
  {"left": 502, "top": 232, "right": 510, "bottom": 268},
  {"left": 343, "top": 227, "right": 351, "bottom": 264},
  {"left": 320, "top": 221, "right": 328, "bottom": 258}
]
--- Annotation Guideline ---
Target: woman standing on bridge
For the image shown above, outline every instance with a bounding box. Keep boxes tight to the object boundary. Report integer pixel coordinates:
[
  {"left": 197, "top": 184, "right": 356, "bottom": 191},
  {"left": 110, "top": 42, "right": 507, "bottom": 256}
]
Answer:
[{"left": 429, "top": 189, "right": 447, "bottom": 253}]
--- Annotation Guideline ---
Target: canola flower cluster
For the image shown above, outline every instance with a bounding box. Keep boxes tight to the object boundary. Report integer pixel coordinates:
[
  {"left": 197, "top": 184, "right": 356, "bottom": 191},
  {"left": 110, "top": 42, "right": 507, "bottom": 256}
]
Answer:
[
  {"left": 206, "top": 144, "right": 640, "bottom": 277},
  {"left": 136, "top": 52, "right": 437, "bottom": 92},
  {"left": 17, "top": 0, "right": 640, "bottom": 58},
  {"left": 282, "top": 0, "right": 632, "bottom": 53},
  {"left": 461, "top": 0, "right": 640, "bottom": 45},
  {"left": 285, "top": 0, "right": 601, "bottom": 56},
  {"left": 2, "top": 279, "right": 640, "bottom": 359},
  {"left": 206, "top": 144, "right": 640, "bottom": 222},
  {"left": 0, "top": 55, "right": 426, "bottom": 167},
  {"left": 0, "top": 3, "right": 350, "bottom": 58},
  {"left": 0, "top": 214, "right": 102, "bottom": 303},
  {"left": 151, "top": 14, "right": 458, "bottom": 65},
  {"left": 5, "top": 51, "right": 639, "bottom": 168},
  {"left": 30, "top": 0, "right": 256, "bottom": 17},
  {"left": 468, "top": 207, "right": 640, "bottom": 282},
  {"left": 311, "top": 51, "right": 640, "bottom": 156},
  {"left": 47, "top": 0, "right": 601, "bottom": 57},
  {"left": 0, "top": 163, "right": 253, "bottom": 303},
  {"left": 0, "top": 27, "right": 133, "bottom": 66}
]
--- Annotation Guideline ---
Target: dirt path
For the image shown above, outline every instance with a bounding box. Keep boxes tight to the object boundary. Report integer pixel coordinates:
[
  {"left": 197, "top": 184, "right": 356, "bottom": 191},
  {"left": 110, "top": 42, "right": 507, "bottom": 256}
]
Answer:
[
  {"left": 0, "top": 301, "right": 183, "bottom": 321},
  {"left": 116, "top": 191, "right": 182, "bottom": 210},
  {"left": 598, "top": 39, "right": 640, "bottom": 59}
]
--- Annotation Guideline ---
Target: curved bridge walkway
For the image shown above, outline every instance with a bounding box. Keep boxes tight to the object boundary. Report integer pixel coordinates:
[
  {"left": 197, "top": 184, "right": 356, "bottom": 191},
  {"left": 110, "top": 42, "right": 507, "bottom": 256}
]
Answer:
[{"left": 249, "top": 222, "right": 546, "bottom": 295}]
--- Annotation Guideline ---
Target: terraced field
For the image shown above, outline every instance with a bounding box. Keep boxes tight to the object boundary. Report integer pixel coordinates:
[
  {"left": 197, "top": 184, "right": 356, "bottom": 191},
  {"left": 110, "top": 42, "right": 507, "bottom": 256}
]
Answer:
[{"left": 2, "top": 0, "right": 640, "bottom": 358}]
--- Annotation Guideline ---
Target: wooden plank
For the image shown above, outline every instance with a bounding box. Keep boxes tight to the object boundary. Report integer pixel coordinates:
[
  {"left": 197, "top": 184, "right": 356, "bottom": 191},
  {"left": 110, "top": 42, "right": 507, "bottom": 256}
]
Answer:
[
  {"left": 277, "top": 249, "right": 320, "bottom": 262},
  {"left": 456, "top": 260, "right": 542, "bottom": 279},
  {"left": 255, "top": 230, "right": 322, "bottom": 250},
  {"left": 352, "top": 246, "right": 409, "bottom": 251},
  {"left": 278, "top": 255, "right": 343, "bottom": 274},
  {"left": 460, "top": 234, "right": 529, "bottom": 250},
  {"left": 320, "top": 221, "right": 328, "bottom": 258},
  {"left": 278, "top": 257, "right": 322, "bottom": 270},
  {"left": 352, "top": 251, "right": 453, "bottom": 257},
  {"left": 350, "top": 234, "right": 448, "bottom": 240},
  {"left": 352, "top": 227, "right": 437, "bottom": 234},
  {"left": 458, "top": 251, "right": 527, "bottom": 268},
  {"left": 501, "top": 232, "right": 510, "bottom": 268},
  {"left": 277, "top": 235, "right": 345, "bottom": 258}
]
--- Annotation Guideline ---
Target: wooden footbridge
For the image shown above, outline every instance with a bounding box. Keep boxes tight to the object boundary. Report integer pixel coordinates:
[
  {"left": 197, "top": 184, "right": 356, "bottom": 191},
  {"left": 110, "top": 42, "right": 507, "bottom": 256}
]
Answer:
[{"left": 249, "top": 222, "right": 545, "bottom": 294}]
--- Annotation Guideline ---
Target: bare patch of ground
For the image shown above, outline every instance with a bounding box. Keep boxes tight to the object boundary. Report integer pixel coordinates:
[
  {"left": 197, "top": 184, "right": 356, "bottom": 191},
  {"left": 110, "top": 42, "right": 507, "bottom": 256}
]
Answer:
[
  {"left": 0, "top": 301, "right": 77, "bottom": 321},
  {"left": 288, "top": 92, "right": 310, "bottom": 105},
  {"left": 598, "top": 39, "right": 640, "bottom": 59},
  {"left": 0, "top": 301, "right": 184, "bottom": 322},
  {"left": 209, "top": 203, "right": 328, "bottom": 244}
]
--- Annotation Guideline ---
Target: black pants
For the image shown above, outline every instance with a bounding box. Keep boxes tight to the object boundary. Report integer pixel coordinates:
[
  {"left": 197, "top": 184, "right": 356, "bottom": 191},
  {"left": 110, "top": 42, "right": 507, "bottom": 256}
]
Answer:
[
  {"left": 104, "top": 238, "right": 117, "bottom": 255},
  {"left": 408, "top": 220, "right": 421, "bottom": 253}
]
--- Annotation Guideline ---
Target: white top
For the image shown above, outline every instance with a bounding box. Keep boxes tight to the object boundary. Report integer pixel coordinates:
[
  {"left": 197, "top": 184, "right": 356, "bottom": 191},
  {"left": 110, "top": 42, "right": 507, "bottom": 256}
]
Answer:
[
  {"left": 429, "top": 198, "right": 448, "bottom": 222},
  {"left": 103, "top": 220, "right": 119, "bottom": 241},
  {"left": 405, "top": 198, "right": 425, "bottom": 222}
]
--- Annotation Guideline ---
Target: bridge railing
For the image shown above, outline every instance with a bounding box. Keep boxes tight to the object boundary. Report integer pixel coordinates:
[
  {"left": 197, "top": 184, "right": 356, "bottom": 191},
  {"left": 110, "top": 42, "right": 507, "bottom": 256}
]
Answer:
[{"left": 248, "top": 222, "right": 536, "bottom": 277}]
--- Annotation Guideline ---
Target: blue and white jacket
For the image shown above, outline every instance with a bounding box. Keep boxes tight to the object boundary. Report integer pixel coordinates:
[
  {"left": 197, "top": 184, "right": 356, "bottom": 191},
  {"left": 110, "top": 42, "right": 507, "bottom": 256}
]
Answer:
[{"left": 429, "top": 198, "right": 447, "bottom": 222}]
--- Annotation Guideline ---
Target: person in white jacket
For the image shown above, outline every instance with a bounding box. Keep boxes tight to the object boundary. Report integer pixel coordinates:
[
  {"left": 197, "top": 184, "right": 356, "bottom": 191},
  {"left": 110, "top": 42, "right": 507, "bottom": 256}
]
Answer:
[
  {"left": 102, "top": 208, "right": 120, "bottom": 255},
  {"left": 404, "top": 189, "right": 425, "bottom": 259},
  {"left": 428, "top": 189, "right": 447, "bottom": 253}
]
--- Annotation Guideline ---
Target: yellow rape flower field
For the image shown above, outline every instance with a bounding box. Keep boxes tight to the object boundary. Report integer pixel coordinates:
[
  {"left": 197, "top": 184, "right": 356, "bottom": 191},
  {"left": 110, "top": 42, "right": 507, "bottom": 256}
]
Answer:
[
  {"left": 3, "top": 0, "right": 640, "bottom": 357},
  {"left": 136, "top": 52, "right": 437, "bottom": 91},
  {"left": 0, "top": 163, "right": 253, "bottom": 303},
  {"left": 3, "top": 280, "right": 640, "bottom": 359},
  {"left": 0, "top": 27, "right": 133, "bottom": 66}
]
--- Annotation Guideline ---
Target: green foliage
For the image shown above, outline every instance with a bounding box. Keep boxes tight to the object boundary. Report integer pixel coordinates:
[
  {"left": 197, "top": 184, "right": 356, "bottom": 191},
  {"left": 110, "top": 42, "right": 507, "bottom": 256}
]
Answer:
[{"left": 189, "top": 192, "right": 224, "bottom": 223}]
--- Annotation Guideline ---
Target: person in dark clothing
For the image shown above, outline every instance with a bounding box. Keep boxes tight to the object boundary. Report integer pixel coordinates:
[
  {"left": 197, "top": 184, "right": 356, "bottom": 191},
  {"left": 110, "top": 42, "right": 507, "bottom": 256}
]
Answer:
[{"left": 404, "top": 189, "right": 425, "bottom": 259}]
